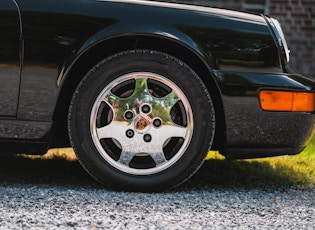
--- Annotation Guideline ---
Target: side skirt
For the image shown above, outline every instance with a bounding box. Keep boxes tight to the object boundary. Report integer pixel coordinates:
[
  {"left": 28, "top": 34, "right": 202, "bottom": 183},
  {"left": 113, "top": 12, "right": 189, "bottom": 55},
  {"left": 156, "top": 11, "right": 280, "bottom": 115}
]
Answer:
[
  {"left": 0, "top": 140, "right": 49, "bottom": 154},
  {"left": 224, "top": 147, "right": 304, "bottom": 160},
  {"left": 0, "top": 119, "right": 52, "bottom": 154}
]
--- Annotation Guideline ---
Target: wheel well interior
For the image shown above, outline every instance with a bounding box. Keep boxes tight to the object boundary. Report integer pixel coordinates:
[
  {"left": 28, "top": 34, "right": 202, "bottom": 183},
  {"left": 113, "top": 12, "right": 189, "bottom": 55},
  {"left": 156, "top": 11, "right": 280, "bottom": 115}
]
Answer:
[{"left": 51, "top": 35, "right": 226, "bottom": 152}]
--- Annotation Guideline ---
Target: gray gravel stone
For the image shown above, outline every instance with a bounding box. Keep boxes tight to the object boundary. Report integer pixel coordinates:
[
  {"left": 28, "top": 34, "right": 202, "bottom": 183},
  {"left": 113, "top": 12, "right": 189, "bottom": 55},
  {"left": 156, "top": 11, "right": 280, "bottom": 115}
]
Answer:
[{"left": 0, "top": 184, "right": 314, "bottom": 229}]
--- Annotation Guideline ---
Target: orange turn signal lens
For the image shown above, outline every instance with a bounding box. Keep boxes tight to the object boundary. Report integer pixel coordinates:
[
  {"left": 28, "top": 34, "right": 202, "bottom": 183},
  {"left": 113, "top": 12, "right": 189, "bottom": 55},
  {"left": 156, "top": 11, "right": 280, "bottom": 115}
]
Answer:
[
  {"left": 292, "top": 92, "right": 315, "bottom": 112},
  {"left": 259, "top": 90, "right": 315, "bottom": 112}
]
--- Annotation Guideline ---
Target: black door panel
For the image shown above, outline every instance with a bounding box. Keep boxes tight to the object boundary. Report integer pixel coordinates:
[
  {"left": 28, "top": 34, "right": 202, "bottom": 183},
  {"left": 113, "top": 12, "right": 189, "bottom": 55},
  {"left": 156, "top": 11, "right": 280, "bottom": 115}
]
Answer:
[{"left": 0, "top": 0, "right": 21, "bottom": 116}]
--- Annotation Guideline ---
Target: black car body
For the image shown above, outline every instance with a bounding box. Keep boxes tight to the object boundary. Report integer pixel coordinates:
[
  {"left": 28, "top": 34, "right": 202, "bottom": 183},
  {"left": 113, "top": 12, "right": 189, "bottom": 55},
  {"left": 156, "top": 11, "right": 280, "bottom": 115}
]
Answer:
[{"left": 1, "top": 0, "right": 315, "bottom": 191}]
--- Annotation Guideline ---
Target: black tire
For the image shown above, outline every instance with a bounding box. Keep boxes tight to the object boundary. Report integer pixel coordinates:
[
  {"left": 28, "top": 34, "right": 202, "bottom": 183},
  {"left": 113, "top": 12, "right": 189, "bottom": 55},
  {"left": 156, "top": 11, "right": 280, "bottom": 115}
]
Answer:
[{"left": 68, "top": 50, "right": 215, "bottom": 192}]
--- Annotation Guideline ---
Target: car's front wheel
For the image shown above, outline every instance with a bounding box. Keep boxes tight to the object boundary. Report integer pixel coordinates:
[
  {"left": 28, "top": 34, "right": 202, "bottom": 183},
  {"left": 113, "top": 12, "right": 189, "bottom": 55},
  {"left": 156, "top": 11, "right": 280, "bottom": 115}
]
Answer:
[{"left": 68, "top": 50, "right": 215, "bottom": 191}]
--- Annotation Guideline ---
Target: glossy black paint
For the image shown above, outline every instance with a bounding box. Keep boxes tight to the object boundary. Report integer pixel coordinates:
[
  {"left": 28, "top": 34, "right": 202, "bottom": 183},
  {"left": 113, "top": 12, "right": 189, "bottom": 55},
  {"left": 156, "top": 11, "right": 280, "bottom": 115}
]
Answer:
[
  {"left": 0, "top": 0, "right": 314, "bottom": 159},
  {"left": 0, "top": 0, "right": 21, "bottom": 116},
  {"left": 14, "top": 0, "right": 280, "bottom": 119},
  {"left": 214, "top": 71, "right": 315, "bottom": 157}
]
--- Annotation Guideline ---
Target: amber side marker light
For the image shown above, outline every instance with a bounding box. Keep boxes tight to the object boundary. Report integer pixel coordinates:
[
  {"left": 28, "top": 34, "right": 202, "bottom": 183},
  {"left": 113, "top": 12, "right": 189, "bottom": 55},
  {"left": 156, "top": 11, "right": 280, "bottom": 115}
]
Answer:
[{"left": 259, "top": 90, "right": 315, "bottom": 112}]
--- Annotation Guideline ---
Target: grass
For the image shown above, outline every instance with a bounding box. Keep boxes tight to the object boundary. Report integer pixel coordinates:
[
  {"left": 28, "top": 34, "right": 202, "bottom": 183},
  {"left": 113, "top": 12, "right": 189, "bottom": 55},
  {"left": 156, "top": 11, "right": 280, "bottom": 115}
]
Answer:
[
  {"left": 198, "top": 137, "right": 315, "bottom": 188},
  {"left": 0, "top": 148, "right": 95, "bottom": 187},
  {"left": 0, "top": 138, "right": 314, "bottom": 189}
]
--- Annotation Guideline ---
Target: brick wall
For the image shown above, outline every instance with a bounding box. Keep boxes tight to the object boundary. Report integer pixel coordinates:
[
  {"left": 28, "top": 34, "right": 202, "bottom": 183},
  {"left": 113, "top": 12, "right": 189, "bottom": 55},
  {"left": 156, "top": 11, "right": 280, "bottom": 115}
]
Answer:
[
  {"left": 268, "top": 0, "right": 315, "bottom": 78},
  {"left": 195, "top": 0, "right": 267, "bottom": 13},
  {"left": 168, "top": 0, "right": 267, "bottom": 14}
]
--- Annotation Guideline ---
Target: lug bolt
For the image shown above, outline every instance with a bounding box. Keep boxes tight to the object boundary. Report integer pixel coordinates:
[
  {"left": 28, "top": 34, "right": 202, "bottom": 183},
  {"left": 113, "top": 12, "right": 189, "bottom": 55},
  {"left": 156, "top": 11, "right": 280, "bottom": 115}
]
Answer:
[
  {"left": 126, "top": 129, "right": 134, "bottom": 138},
  {"left": 153, "top": 118, "right": 162, "bottom": 128},
  {"left": 141, "top": 104, "right": 151, "bottom": 114},
  {"left": 143, "top": 134, "right": 152, "bottom": 142},
  {"left": 124, "top": 110, "right": 134, "bottom": 120}
]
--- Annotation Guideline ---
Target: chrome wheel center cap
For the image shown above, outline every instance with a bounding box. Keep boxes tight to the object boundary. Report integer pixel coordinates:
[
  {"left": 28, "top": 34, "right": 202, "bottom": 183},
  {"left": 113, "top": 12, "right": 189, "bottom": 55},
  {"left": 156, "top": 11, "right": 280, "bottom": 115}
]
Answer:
[{"left": 134, "top": 114, "right": 151, "bottom": 133}]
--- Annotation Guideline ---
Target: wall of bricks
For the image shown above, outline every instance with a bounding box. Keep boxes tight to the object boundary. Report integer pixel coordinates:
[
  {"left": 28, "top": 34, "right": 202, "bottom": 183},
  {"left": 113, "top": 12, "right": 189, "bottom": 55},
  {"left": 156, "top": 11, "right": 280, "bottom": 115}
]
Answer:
[{"left": 268, "top": 0, "right": 315, "bottom": 78}]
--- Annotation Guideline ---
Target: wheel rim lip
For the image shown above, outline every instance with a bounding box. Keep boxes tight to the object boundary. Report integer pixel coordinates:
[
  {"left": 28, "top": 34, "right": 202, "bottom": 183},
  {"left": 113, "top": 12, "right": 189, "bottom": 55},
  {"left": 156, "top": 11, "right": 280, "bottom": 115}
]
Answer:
[{"left": 90, "top": 72, "right": 194, "bottom": 176}]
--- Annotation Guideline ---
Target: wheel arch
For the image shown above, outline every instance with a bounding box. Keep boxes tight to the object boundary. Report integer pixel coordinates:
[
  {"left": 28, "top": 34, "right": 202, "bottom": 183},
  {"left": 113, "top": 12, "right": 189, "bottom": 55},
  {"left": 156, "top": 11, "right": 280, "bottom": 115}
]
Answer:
[{"left": 50, "top": 35, "right": 226, "bottom": 151}]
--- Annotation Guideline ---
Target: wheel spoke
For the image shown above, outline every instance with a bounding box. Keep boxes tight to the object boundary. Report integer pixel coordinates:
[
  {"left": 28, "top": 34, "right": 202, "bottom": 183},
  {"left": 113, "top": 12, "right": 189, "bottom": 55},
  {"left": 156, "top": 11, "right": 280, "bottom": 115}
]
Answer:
[
  {"left": 106, "top": 91, "right": 122, "bottom": 108},
  {"left": 150, "top": 90, "right": 180, "bottom": 122},
  {"left": 166, "top": 124, "right": 187, "bottom": 138},
  {"left": 96, "top": 124, "right": 113, "bottom": 139},
  {"left": 148, "top": 125, "right": 187, "bottom": 165},
  {"left": 152, "top": 124, "right": 187, "bottom": 142},
  {"left": 96, "top": 122, "right": 128, "bottom": 140},
  {"left": 150, "top": 151, "right": 167, "bottom": 166},
  {"left": 164, "top": 90, "right": 180, "bottom": 109},
  {"left": 134, "top": 78, "right": 149, "bottom": 95},
  {"left": 105, "top": 92, "right": 130, "bottom": 122},
  {"left": 118, "top": 150, "right": 136, "bottom": 166}
]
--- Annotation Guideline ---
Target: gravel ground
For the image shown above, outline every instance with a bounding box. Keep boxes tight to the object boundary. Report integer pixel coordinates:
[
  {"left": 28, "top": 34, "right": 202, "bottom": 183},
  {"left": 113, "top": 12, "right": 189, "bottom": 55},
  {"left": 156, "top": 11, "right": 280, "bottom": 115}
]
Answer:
[{"left": 0, "top": 184, "right": 314, "bottom": 229}]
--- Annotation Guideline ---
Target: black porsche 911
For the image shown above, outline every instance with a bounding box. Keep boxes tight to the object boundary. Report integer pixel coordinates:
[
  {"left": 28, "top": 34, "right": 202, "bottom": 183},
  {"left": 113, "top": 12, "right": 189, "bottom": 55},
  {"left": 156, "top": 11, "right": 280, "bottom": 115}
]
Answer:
[{"left": 1, "top": 0, "right": 315, "bottom": 191}]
